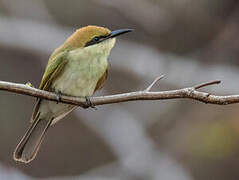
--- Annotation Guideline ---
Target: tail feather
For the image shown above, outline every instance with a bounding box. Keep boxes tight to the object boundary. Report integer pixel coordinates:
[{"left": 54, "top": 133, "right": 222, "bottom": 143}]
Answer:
[{"left": 13, "top": 113, "right": 52, "bottom": 163}]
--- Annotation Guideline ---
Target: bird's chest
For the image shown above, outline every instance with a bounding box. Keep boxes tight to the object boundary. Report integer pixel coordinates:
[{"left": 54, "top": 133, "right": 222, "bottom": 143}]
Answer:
[{"left": 52, "top": 55, "right": 108, "bottom": 97}]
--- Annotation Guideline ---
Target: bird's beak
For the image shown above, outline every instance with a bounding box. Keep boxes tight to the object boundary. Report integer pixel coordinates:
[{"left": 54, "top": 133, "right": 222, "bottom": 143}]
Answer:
[
  {"left": 96, "top": 29, "right": 133, "bottom": 45},
  {"left": 108, "top": 29, "right": 133, "bottom": 38}
]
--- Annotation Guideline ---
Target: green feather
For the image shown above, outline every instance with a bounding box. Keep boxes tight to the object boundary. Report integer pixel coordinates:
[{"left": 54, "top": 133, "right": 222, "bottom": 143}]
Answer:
[{"left": 39, "top": 51, "right": 68, "bottom": 90}]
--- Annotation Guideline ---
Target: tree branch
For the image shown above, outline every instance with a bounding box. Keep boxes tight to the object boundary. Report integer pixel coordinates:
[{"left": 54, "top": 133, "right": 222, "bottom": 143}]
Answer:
[{"left": 0, "top": 78, "right": 239, "bottom": 107}]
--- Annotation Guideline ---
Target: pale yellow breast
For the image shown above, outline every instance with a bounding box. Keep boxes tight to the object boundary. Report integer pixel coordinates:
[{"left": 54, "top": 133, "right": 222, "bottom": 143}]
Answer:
[{"left": 51, "top": 38, "right": 115, "bottom": 97}]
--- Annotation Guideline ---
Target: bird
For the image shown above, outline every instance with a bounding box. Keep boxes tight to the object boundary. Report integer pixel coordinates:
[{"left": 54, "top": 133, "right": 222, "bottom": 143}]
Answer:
[{"left": 13, "top": 25, "right": 132, "bottom": 163}]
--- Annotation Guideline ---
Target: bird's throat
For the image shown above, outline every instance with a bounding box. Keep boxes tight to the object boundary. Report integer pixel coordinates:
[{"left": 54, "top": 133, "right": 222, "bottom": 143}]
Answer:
[{"left": 51, "top": 38, "right": 115, "bottom": 97}]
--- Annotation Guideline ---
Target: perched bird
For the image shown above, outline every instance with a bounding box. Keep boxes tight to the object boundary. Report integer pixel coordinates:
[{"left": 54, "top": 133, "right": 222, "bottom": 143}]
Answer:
[{"left": 13, "top": 25, "right": 132, "bottom": 163}]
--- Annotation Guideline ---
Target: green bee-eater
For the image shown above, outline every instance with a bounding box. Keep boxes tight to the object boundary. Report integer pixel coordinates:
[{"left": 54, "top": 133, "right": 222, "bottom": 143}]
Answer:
[{"left": 13, "top": 25, "right": 132, "bottom": 163}]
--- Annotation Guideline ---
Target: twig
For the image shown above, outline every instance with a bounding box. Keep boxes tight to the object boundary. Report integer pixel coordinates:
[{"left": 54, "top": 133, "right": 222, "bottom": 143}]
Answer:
[
  {"left": 145, "top": 75, "right": 165, "bottom": 92},
  {"left": 0, "top": 79, "right": 239, "bottom": 107},
  {"left": 194, "top": 80, "right": 221, "bottom": 90}
]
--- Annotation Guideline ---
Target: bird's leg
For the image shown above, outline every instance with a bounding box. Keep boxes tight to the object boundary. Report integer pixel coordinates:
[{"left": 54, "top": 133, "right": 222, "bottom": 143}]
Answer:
[
  {"left": 56, "top": 90, "right": 62, "bottom": 104},
  {"left": 85, "top": 96, "right": 97, "bottom": 110}
]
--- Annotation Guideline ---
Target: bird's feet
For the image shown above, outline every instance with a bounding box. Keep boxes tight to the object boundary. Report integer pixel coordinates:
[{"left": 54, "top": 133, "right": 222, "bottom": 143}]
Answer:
[
  {"left": 56, "top": 90, "right": 62, "bottom": 104},
  {"left": 85, "top": 96, "right": 97, "bottom": 110}
]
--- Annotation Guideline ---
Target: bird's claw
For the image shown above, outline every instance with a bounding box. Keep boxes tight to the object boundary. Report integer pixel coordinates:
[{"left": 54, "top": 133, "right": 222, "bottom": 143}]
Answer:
[
  {"left": 56, "top": 90, "right": 62, "bottom": 104},
  {"left": 85, "top": 96, "right": 97, "bottom": 110}
]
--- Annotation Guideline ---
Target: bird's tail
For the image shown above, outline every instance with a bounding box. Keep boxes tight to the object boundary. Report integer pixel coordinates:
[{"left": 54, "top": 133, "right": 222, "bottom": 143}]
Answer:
[{"left": 13, "top": 113, "right": 52, "bottom": 163}]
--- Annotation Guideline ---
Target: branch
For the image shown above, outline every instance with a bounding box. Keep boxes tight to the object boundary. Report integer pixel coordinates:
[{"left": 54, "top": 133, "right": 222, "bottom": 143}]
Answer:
[{"left": 0, "top": 78, "right": 239, "bottom": 107}]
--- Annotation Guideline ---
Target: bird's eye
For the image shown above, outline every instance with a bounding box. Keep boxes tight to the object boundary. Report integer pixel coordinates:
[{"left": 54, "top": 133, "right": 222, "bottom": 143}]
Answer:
[{"left": 94, "top": 37, "right": 100, "bottom": 41}]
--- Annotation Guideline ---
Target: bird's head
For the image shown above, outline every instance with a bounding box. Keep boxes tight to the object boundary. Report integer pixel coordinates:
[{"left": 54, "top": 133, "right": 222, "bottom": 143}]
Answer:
[{"left": 64, "top": 25, "right": 133, "bottom": 51}]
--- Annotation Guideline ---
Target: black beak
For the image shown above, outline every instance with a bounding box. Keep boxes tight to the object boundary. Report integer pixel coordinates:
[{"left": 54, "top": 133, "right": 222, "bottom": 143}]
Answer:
[
  {"left": 85, "top": 28, "right": 133, "bottom": 47},
  {"left": 109, "top": 29, "right": 133, "bottom": 38}
]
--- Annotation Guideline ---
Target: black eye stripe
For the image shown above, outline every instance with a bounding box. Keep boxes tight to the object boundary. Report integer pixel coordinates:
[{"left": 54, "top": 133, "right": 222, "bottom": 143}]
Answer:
[{"left": 85, "top": 35, "right": 108, "bottom": 47}]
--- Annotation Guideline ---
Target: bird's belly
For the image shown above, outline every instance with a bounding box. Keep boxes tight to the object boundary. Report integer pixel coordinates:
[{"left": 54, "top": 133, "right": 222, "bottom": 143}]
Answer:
[{"left": 51, "top": 56, "right": 108, "bottom": 97}]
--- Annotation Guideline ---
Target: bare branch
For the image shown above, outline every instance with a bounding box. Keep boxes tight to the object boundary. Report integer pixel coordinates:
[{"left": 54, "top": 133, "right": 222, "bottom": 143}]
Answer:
[
  {"left": 0, "top": 79, "right": 239, "bottom": 107},
  {"left": 194, "top": 80, "right": 221, "bottom": 90}
]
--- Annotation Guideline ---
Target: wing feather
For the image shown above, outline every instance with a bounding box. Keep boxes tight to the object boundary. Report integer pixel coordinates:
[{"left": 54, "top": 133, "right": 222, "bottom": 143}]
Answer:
[
  {"left": 31, "top": 52, "right": 68, "bottom": 122},
  {"left": 39, "top": 51, "right": 68, "bottom": 90},
  {"left": 94, "top": 69, "right": 108, "bottom": 92}
]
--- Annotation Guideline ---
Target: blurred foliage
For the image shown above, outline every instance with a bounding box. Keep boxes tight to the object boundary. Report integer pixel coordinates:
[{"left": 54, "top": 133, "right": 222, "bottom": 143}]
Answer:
[{"left": 189, "top": 121, "right": 239, "bottom": 159}]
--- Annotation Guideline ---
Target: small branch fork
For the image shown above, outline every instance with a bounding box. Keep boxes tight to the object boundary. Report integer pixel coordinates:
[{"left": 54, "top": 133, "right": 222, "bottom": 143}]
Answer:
[{"left": 0, "top": 76, "right": 239, "bottom": 107}]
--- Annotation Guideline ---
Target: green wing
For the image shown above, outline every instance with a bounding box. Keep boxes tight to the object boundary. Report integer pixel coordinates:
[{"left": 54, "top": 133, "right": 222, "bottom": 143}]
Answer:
[
  {"left": 31, "top": 51, "right": 68, "bottom": 122},
  {"left": 39, "top": 51, "right": 68, "bottom": 91}
]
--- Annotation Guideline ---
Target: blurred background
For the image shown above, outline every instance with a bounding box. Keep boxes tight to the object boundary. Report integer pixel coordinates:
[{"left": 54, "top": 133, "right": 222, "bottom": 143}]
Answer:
[{"left": 1, "top": 0, "right": 239, "bottom": 179}]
